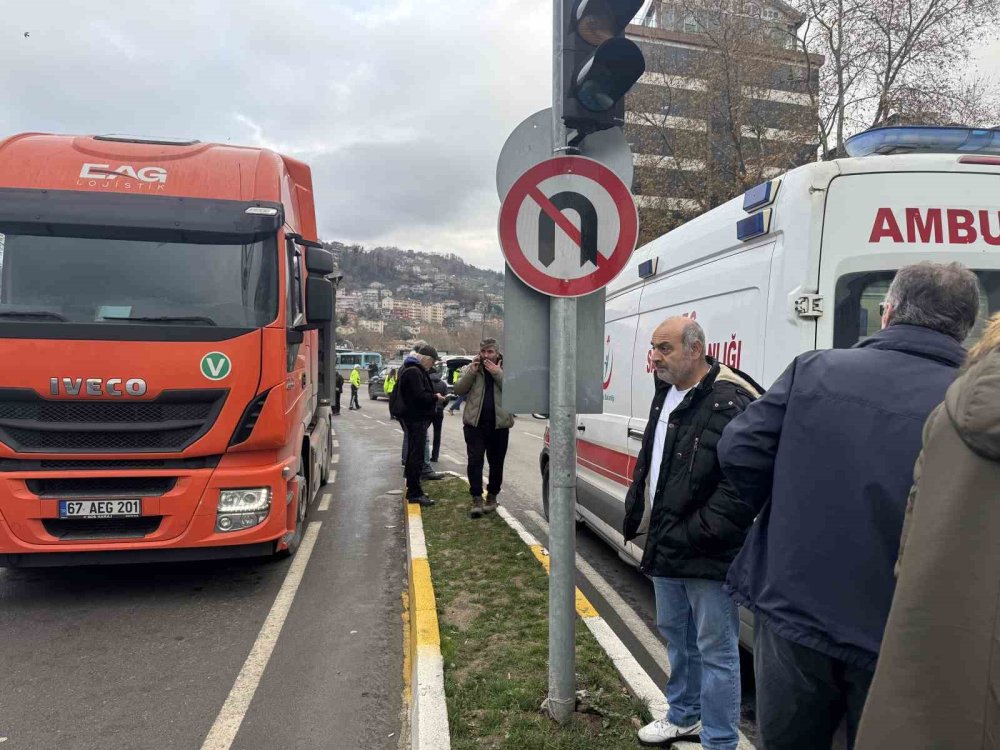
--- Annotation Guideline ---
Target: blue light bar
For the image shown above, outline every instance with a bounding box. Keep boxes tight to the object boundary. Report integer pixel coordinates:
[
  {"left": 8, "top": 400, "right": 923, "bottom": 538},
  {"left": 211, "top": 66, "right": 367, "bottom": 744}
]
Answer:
[
  {"left": 638, "top": 258, "right": 657, "bottom": 278},
  {"left": 737, "top": 209, "right": 771, "bottom": 242},
  {"left": 845, "top": 126, "right": 1000, "bottom": 157},
  {"left": 743, "top": 179, "right": 780, "bottom": 212}
]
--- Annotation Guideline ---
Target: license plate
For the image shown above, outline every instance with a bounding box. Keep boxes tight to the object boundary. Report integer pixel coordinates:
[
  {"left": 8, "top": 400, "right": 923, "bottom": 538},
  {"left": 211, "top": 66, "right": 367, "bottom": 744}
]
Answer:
[{"left": 58, "top": 499, "right": 142, "bottom": 519}]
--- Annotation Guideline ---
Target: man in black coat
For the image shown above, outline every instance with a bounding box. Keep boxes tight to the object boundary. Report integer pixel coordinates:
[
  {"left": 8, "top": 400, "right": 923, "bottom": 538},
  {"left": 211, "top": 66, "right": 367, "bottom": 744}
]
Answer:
[
  {"left": 428, "top": 368, "right": 448, "bottom": 462},
  {"left": 718, "top": 262, "right": 981, "bottom": 750},
  {"left": 624, "top": 317, "right": 760, "bottom": 750},
  {"left": 396, "top": 344, "right": 445, "bottom": 507}
]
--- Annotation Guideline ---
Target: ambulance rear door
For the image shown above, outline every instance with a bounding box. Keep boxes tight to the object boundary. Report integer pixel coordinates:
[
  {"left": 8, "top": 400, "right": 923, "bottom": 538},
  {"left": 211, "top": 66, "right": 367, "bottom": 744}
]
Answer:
[{"left": 818, "top": 167, "right": 1000, "bottom": 349}]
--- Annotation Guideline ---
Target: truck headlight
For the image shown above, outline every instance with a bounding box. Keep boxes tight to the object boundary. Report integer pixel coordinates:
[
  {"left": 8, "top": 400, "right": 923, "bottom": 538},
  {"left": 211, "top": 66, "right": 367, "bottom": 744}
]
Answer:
[{"left": 216, "top": 488, "right": 270, "bottom": 532}]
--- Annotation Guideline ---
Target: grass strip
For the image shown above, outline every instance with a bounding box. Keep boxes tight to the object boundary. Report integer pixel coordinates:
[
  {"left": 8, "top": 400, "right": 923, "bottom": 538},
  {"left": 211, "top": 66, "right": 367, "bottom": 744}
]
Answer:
[{"left": 421, "top": 477, "right": 652, "bottom": 750}]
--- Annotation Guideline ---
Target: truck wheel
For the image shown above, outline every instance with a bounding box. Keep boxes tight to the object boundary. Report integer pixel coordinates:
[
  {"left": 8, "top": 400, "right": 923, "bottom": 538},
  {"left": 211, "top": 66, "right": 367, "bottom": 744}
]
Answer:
[
  {"left": 276, "top": 474, "right": 308, "bottom": 559},
  {"left": 320, "top": 430, "right": 332, "bottom": 485}
]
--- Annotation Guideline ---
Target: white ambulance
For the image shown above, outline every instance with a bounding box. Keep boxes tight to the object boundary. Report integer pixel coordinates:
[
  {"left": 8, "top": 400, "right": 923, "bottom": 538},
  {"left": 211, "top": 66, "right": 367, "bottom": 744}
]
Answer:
[{"left": 540, "top": 126, "right": 1000, "bottom": 584}]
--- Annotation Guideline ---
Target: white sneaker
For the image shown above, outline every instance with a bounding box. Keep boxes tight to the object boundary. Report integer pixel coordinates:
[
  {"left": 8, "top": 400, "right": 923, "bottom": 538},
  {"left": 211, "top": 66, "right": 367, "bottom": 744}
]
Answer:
[{"left": 637, "top": 718, "right": 702, "bottom": 746}]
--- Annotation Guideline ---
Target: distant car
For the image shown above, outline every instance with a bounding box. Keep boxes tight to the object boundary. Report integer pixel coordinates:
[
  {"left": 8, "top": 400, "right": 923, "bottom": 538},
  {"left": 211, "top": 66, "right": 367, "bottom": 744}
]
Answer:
[
  {"left": 368, "top": 367, "right": 390, "bottom": 400},
  {"left": 442, "top": 356, "right": 472, "bottom": 394}
]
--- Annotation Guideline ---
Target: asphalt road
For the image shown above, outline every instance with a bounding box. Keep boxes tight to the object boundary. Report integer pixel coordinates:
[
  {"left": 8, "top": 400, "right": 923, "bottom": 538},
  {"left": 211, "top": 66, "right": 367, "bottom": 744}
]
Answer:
[{"left": 0, "top": 421, "right": 406, "bottom": 750}]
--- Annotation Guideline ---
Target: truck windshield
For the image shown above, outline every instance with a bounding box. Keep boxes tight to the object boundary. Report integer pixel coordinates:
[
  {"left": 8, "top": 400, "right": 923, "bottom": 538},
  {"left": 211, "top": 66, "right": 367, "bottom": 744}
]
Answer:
[
  {"left": 0, "top": 229, "right": 278, "bottom": 328},
  {"left": 834, "top": 270, "right": 1000, "bottom": 349}
]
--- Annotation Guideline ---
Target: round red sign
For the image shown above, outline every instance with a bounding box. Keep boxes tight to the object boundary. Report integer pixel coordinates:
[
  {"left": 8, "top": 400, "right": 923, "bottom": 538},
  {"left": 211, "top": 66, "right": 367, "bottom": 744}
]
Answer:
[{"left": 498, "top": 155, "right": 638, "bottom": 297}]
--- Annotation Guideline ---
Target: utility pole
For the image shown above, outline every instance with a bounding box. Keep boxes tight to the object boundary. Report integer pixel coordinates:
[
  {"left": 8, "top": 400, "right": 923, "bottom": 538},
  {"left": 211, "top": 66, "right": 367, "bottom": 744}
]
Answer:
[{"left": 542, "top": 0, "right": 579, "bottom": 726}]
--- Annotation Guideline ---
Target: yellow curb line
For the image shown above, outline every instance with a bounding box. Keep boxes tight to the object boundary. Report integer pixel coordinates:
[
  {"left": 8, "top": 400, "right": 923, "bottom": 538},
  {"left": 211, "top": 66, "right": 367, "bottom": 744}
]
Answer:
[{"left": 404, "top": 493, "right": 451, "bottom": 750}]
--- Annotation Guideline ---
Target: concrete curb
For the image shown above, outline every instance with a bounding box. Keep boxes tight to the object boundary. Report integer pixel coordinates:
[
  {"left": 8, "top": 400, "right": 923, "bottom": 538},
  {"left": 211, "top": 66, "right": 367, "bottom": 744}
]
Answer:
[{"left": 404, "top": 499, "right": 451, "bottom": 750}]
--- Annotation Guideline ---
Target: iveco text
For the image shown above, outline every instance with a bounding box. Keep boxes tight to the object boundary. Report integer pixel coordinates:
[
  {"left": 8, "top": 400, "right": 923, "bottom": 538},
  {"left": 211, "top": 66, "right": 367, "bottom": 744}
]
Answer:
[{"left": 49, "top": 377, "right": 148, "bottom": 397}]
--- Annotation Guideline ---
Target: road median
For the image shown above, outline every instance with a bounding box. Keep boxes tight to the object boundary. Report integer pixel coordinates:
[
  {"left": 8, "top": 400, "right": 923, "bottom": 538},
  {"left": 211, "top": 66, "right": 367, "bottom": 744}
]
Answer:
[{"left": 412, "top": 476, "right": 652, "bottom": 750}]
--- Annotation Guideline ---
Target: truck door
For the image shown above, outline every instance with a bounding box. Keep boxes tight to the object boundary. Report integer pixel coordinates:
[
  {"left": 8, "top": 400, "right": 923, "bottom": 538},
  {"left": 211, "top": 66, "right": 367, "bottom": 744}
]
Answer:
[
  {"left": 575, "top": 286, "right": 641, "bottom": 552},
  {"left": 285, "top": 241, "right": 309, "bottom": 421},
  {"left": 818, "top": 170, "right": 1000, "bottom": 349}
]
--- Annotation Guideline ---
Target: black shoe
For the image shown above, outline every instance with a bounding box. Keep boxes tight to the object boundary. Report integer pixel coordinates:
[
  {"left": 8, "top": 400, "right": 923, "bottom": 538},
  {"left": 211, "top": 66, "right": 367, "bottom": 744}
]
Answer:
[
  {"left": 430, "top": 456, "right": 439, "bottom": 463},
  {"left": 421, "top": 471, "right": 445, "bottom": 481},
  {"left": 407, "top": 494, "right": 435, "bottom": 507}
]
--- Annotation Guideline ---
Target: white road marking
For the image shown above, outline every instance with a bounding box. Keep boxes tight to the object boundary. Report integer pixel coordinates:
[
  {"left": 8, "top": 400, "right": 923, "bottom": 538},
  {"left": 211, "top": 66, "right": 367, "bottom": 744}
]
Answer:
[
  {"left": 363, "top": 414, "right": 372, "bottom": 420},
  {"left": 329, "top": 469, "right": 337, "bottom": 484},
  {"left": 331, "top": 454, "right": 339, "bottom": 464},
  {"left": 376, "top": 420, "right": 389, "bottom": 426},
  {"left": 525, "top": 510, "right": 670, "bottom": 677},
  {"left": 200, "top": 522, "right": 322, "bottom": 750},
  {"left": 332, "top": 440, "right": 339, "bottom": 448},
  {"left": 521, "top": 432, "right": 543, "bottom": 441},
  {"left": 318, "top": 495, "right": 332, "bottom": 512},
  {"left": 441, "top": 454, "right": 462, "bottom": 464}
]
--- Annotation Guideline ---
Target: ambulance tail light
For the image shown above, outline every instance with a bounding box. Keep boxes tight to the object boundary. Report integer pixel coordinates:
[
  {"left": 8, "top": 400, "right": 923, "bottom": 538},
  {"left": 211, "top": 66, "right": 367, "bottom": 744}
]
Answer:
[
  {"left": 737, "top": 209, "right": 772, "bottom": 242},
  {"left": 959, "top": 155, "right": 1000, "bottom": 166}
]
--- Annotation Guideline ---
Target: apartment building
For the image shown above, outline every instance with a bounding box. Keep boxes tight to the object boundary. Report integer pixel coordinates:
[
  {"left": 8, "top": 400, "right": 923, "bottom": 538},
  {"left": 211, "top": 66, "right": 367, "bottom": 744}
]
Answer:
[{"left": 625, "top": 1, "right": 822, "bottom": 239}]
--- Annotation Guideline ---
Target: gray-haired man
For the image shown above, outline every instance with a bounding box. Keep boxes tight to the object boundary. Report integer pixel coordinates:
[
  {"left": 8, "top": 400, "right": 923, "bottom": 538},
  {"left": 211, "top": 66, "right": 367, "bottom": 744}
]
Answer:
[{"left": 719, "top": 262, "right": 981, "bottom": 749}]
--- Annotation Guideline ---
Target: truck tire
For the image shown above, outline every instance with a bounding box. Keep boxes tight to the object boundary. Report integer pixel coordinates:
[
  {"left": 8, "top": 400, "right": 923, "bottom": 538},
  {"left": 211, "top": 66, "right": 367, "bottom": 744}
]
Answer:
[
  {"left": 321, "top": 434, "right": 331, "bottom": 485},
  {"left": 276, "top": 474, "right": 308, "bottom": 559}
]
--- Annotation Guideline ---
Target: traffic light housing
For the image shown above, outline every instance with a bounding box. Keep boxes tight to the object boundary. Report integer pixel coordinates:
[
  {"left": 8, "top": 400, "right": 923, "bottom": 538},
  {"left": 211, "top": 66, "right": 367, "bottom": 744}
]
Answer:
[{"left": 562, "top": 0, "right": 646, "bottom": 135}]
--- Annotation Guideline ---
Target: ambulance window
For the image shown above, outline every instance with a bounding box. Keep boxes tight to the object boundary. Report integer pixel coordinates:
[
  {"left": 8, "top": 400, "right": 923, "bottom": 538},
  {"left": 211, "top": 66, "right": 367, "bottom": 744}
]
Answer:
[{"left": 834, "top": 271, "right": 1000, "bottom": 349}]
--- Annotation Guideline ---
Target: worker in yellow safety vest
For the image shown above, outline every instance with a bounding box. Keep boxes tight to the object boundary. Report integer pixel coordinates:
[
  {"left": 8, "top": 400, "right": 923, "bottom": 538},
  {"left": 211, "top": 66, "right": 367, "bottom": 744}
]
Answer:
[
  {"left": 349, "top": 365, "right": 362, "bottom": 410},
  {"left": 385, "top": 369, "right": 397, "bottom": 395}
]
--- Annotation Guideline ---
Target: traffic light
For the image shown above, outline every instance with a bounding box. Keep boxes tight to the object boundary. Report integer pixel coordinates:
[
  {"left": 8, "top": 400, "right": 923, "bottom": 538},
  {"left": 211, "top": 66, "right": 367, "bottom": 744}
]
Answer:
[{"left": 561, "top": 0, "right": 646, "bottom": 136}]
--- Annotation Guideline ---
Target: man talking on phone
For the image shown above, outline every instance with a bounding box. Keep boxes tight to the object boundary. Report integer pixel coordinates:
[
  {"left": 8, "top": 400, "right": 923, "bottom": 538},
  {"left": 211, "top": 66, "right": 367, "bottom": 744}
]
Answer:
[{"left": 454, "top": 338, "right": 513, "bottom": 519}]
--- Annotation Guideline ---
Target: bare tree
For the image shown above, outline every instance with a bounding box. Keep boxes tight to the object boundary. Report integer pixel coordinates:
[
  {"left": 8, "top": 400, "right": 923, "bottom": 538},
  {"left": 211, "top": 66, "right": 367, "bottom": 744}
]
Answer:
[
  {"left": 628, "top": 2, "right": 818, "bottom": 242},
  {"left": 793, "top": 0, "right": 1000, "bottom": 154}
]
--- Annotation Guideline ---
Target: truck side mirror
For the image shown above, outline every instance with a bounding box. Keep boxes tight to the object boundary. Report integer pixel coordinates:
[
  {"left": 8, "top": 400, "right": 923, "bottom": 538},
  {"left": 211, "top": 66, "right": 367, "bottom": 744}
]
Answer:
[
  {"left": 304, "top": 276, "right": 333, "bottom": 325},
  {"left": 305, "top": 248, "right": 335, "bottom": 276}
]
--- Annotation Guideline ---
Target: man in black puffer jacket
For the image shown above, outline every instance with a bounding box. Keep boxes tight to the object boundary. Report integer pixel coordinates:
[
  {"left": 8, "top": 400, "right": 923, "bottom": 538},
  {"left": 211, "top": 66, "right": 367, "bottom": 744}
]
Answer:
[
  {"left": 395, "top": 344, "right": 445, "bottom": 507},
  {"left": 625, "top": 317, "right": 760, "bottom": 750}
]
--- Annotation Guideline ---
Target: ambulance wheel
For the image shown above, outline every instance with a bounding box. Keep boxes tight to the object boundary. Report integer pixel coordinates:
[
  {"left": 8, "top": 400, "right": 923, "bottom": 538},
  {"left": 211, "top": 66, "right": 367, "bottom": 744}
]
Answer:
[{"left": 541, "top": 461, "right": 550, "bottom": 521}]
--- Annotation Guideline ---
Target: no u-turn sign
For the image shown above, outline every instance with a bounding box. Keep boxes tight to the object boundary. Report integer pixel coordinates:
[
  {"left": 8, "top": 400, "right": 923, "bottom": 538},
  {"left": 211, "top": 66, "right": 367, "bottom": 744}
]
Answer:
[{"left": 498, "top": 155, "right": 638, "bottom": 297}]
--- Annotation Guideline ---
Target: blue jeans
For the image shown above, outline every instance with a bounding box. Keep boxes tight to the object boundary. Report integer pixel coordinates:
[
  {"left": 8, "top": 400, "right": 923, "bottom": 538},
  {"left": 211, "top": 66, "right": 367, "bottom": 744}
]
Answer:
[
  {"left": 448, "top": 394, "right": 466, "bottom": 412},
  {"left": 652, "top": 577, "right": 741, "bottom": 750}
]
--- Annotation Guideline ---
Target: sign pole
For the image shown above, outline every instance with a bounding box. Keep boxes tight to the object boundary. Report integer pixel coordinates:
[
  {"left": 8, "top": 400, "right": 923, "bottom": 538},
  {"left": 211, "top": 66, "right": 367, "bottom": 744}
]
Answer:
[{"left": 543, "top": 0, "right": 578, "bottom": 725}]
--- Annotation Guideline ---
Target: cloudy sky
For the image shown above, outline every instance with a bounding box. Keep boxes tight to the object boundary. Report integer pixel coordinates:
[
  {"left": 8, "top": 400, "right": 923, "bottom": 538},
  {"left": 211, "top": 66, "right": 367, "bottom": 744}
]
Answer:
[{"left": 1, "top": 2, "right": 998, "bottom": 271}]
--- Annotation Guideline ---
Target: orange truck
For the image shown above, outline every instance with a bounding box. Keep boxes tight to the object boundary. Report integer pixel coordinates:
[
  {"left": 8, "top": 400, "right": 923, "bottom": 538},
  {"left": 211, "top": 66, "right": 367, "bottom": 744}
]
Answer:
[{"left": 0, "top": 133, "right": 337, "bottom": 565}]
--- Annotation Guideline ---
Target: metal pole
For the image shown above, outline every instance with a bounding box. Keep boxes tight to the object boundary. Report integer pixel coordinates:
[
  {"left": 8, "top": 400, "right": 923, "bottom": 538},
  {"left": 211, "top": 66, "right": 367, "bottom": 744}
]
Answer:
[{"left": 542, "top": 0, "right": 578, "bottom": 725}]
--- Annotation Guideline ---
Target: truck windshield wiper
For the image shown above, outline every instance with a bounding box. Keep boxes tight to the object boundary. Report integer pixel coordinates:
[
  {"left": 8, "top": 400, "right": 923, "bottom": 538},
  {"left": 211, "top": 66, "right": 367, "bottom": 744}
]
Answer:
[
  {"left": 0, "top": 309, "right": 69, "bottom": 322},
  {"left": 100, "top": 315, "right": 218, "bottom": 326}
]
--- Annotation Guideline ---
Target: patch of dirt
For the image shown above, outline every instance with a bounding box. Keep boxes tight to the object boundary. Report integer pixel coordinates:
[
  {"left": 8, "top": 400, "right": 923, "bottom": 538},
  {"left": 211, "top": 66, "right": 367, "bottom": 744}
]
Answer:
[{"left": 443, "top": 589, "right": 484, "bottom": 632}]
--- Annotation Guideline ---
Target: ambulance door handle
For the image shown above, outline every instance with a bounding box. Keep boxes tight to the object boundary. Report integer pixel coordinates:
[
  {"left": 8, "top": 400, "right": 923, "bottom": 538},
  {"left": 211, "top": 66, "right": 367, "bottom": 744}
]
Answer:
[
  {"left": 576, "top": 425, "right": 586, "bottom": 432},
  {"left": 628, "top": 428, "right": 644, "bottom": 441}
]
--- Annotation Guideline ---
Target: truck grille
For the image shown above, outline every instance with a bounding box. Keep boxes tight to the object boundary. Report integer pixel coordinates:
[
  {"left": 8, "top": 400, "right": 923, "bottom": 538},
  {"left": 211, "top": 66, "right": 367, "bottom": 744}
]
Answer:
[
  {"left": 26, "top": 477, "right": 177, "bottom": 498},
  {"left": 0, "top": 389, "right": 227, "bottom": 454},
  {"left": 42, "top": 517, "right": 163, "bottom": 540}
]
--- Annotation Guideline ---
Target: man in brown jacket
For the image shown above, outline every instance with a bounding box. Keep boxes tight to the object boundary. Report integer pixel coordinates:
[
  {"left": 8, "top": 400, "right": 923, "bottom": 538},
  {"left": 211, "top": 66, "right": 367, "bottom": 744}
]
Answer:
[
  {"left": 857, "top": 313, "right": 1000, "bottom": 749},
  {"left": 453, "top": 338, "right": 514, "bottom": 519}
]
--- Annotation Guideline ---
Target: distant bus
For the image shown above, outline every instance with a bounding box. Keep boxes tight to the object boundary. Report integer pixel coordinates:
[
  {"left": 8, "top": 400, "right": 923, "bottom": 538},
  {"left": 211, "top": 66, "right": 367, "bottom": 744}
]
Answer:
[{"left": 336, "top": 351, "right": 383, "bottom": 381}]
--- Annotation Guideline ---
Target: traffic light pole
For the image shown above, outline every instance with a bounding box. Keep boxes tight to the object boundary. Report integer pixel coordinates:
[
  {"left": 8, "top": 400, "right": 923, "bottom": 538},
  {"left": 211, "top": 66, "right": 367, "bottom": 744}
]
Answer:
[{"left": 543, "top": 0, "right": 579, "bottom": 726}]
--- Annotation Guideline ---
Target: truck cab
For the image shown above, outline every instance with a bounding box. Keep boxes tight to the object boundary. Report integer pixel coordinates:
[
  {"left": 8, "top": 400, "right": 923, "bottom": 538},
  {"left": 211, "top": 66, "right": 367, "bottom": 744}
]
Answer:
[{"left": 0, "top": 133, "right": 337, "bottom": 565}]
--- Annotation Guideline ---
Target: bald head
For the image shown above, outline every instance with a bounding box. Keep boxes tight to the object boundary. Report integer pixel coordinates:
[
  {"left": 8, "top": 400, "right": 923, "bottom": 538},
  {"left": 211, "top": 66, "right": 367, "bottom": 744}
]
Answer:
[{"left": 650, "top": 316, "right": 709, "bottom": 388}]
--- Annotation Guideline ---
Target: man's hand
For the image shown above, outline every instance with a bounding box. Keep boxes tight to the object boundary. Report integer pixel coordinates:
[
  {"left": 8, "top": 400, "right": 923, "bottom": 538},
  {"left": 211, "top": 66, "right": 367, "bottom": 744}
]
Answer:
[
  {"left": 469, "top": 358, "right": 481, "bottom": 374},
  {"left": 436, "top": 394, "right": 446, "bottom": 402},
  {"left": 483, "top": 359, "right": 502, "bottom": 377}
]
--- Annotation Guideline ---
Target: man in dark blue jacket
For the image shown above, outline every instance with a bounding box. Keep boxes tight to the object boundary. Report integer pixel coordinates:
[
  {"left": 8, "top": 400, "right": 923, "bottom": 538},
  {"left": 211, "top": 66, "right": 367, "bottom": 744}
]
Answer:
[{"left": 718, "top": 262, "right": 981, "bottom": 749}]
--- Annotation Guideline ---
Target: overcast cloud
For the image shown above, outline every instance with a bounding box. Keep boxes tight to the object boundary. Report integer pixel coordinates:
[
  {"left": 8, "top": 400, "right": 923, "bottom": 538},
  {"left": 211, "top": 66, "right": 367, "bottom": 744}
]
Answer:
[{"left": 1, "top": 2, "right": 997, "bottom": 270}]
